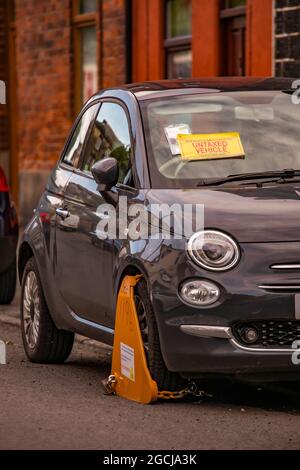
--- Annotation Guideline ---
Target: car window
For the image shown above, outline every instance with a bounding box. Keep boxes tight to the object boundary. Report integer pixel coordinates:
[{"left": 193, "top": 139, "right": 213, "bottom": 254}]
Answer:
[
  {"left": 140, "top": 91, "right": 300, "bottom": 188},
  {"left": 82, "top": 102, "right": 132, "bottom": 184},
  {"left": 62, "top": 103, "right": 99, "bottom": 168}
]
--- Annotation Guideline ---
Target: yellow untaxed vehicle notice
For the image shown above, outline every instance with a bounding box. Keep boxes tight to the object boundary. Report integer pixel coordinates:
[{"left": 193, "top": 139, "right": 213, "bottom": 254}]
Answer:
[{"left": 177, "top": 132, "right": 245, "bottom": 161}]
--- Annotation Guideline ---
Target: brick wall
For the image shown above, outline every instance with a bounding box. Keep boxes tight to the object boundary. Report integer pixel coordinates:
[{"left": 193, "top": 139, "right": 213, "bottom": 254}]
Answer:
[
  {"left": 14, "top": 0, "right": 127, "bottom": 175},
  {"left": 15, "top": 0, "right": 73, "bottom": 172},
  {"left": 101, "top": 0, "right": 127, "bottom": 88},
  {"left": 14, "top": 0, "right": 73, "bottom": 223},
  {"left": 13, "top": 0, "right": 128, "bottom": 223},
  {"left": 275, "top": 0, "right": 300, "bottom": 76}
]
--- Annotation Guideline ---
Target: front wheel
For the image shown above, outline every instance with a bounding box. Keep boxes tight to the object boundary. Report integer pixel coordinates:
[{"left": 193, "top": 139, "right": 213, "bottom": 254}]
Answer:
[
  {"left": 20, "top": 257, "right": 74, "bottom": 363},
  {"left": 135, "top": 279, "right": 187, "bottom": 391}
]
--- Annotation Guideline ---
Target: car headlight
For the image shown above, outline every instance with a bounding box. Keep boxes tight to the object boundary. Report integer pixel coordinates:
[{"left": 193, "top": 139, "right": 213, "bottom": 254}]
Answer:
[{"left": 187, "top": 230, "right": 240, "bottom": 271}]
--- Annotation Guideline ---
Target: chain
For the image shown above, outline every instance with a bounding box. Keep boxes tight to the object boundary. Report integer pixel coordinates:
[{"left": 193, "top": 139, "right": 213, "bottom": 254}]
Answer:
[
  {"left": 102, "top": 376, "right": 208, "bottom": 401},
  {"left": 157, "top": 388, "right": 191, "bottom": 400},
  {"left": 157, "top": 382, "right": 207, "bottom": 400},
  {"left": 188, "top": 381, "right": 209, "bottom": 398}
]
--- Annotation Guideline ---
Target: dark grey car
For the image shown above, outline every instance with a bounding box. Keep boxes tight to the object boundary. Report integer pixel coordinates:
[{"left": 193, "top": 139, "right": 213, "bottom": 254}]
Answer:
[{"left": 18, "top": 78, "right": 300, "bottom": 389}]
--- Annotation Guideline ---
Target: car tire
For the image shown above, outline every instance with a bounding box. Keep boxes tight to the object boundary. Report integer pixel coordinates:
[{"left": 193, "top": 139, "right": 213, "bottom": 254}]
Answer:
[
  {"left": 0, "top": 260, "right": 16, "bottom": 305},
  {"left": 20, "top": 257, "right": 74, "bottom": 363},
  {"left": 135, "top": 278, "right": 187, "bottom": 391}
]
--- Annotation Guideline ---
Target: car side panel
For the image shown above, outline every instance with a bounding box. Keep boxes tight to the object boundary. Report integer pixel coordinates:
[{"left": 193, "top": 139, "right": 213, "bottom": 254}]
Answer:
[
  {"left": 19, "top": 90, "right": 149, "bottom": 345},
  {"left": 21, "top": 192, "right": 116, "bottom": 345},
  {"left": 20, "top": 165, "right": 108, "bottom": 338}
]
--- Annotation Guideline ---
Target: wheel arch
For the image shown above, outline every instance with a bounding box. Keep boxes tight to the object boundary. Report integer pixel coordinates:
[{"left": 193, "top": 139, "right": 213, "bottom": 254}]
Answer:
[
  {"left": 114, "top": 262, "right": 152, "bottom": 306},
  {"left": 18, "top": 242, "right": 34, "bottom": 283},
  {"left": 17, "top": 239, "right": 67, "bottom": 331}
]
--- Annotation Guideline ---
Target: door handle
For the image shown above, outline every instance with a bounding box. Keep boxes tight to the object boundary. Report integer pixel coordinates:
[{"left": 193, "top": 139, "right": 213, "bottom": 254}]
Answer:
[{"left": 56, "top": 208, "right": 70, "bottom": 220}]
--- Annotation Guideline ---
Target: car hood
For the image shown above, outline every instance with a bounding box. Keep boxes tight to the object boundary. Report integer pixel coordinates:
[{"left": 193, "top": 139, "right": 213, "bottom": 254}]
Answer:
[{"left": 144, "top": 184, "right": 300, "bottom": 243}]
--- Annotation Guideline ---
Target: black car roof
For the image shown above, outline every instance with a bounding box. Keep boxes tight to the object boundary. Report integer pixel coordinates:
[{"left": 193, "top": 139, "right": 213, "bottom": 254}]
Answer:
[
  {"left": 123, "top": 77, "right": 296, "bottom": 93},
  {"left": 90, "top": 77, "right": 298, "bottom": 104}
]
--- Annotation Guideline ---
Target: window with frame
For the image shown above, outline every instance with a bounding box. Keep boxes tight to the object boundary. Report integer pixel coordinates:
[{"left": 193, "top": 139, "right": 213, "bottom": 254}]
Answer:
[
  {"left": 223, "top": 0, "right": 246, "bottom": 7},
  {"left": 82, "top": 102, "right": 132, "bottom": 184},
  {"left": 220, "top": 0, "right": 247, "bottom": 76},
  {"left": 73, "top": 0, "right": 98, "bottom": 113},
  {"left": 165, "top": 0, "right": 192, "bottom": 79},
  {"left": 63, "top": 103, "right": 99, "bottom": 168}
]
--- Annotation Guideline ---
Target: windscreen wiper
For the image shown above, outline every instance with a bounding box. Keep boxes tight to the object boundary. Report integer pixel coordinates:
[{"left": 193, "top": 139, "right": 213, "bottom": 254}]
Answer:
[{"left": 198, "top": 169, "right": 300, "bottom": 187}]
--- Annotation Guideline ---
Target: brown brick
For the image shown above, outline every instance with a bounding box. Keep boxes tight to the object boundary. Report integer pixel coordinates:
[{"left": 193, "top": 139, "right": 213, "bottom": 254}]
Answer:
[
  {"left": 101, "top": 0, "right": 127, "bottom": 88},
  {"left": 14, "top": 0, "right": 73, "bottom": 172},
  {"left": 3, "top": 0, "right": 127, "bottom": 222}
]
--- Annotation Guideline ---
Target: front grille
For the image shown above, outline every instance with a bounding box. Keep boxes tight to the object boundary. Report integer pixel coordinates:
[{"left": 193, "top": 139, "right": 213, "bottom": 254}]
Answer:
[{"left": 233, "top": 321, "right": 300, "bottom": 348}]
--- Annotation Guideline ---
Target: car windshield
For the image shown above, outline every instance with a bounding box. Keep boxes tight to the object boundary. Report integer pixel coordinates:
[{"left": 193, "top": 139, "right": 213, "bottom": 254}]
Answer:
[{"left": 140, "top": 90, "right": 300, "bottom": 188}]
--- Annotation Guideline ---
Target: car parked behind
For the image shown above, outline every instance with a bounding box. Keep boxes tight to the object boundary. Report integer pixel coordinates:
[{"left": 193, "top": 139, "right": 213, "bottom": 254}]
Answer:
[{"left": 0, "top": 165, "right": 18, "bottom": 304}]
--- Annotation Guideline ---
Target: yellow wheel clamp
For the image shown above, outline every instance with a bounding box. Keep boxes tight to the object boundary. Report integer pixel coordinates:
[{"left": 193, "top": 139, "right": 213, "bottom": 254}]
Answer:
[{"left": 102, "top": 275, "right": 201, "bottom": 404}]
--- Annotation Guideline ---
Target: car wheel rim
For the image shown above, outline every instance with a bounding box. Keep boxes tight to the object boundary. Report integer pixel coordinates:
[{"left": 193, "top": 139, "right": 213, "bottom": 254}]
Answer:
[
  {"left": 135, "top": 294, "right": 149, "bottom": 351},
  {"left": 23, "top": 270, "right": 41, "bottom": 349}
]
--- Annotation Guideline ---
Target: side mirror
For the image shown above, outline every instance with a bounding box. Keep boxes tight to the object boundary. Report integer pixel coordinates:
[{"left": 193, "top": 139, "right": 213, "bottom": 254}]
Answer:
[{"left": 91, "top": 157, "right": 119, "bottom": 191}]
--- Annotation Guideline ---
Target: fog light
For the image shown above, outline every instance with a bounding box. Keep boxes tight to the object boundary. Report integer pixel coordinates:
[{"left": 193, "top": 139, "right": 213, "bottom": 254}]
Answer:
[
  {"left": 180, "top": 280, "right": 220, "bottom": 306},
  {"left": 243, "top": 327, "right": 259, "bottom": 344}
]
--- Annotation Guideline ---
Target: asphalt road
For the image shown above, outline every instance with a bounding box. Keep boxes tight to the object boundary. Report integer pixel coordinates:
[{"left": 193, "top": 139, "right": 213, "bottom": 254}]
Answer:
[{"left": 1, "top": 293, "right": 300, "bottom": 450}]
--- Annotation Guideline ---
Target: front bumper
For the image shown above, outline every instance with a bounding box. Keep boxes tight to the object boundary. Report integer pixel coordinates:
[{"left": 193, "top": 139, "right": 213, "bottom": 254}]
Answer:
[
  {"left": 149, "top": 239, "right": 300, "bottom": 377},
  {"left": 158, "top": 321, "right": 298, "bottom": 376}
]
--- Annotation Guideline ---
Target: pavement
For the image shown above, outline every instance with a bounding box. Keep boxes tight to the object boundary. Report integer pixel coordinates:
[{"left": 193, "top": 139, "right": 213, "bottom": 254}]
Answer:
[{"left": 1, "top": 287, "right": 300, "bottom": 450}]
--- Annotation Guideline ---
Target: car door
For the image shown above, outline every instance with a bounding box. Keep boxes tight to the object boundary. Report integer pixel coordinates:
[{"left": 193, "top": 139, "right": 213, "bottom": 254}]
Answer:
[{"left": 55, "top": 100, "right": 133, "bottom": 328}]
